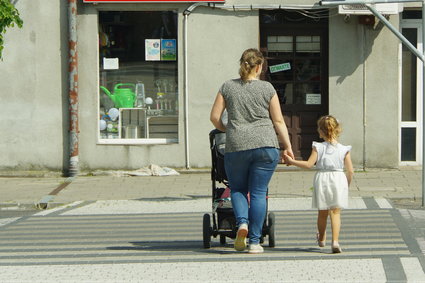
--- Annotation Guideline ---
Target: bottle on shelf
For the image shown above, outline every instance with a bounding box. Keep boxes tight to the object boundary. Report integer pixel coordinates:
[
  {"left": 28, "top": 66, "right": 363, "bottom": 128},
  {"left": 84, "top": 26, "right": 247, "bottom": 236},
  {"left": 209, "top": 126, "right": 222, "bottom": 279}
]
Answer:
[{"left": 135, "top": 82, "right": 145, "bottom": 108}]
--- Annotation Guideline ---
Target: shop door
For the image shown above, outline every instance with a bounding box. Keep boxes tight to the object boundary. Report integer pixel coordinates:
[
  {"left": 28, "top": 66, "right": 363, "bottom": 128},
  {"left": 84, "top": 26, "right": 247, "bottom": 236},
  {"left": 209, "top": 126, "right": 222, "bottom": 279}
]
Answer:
[{"left": 260, "top": 10, "right": 329, "bottom": 160}]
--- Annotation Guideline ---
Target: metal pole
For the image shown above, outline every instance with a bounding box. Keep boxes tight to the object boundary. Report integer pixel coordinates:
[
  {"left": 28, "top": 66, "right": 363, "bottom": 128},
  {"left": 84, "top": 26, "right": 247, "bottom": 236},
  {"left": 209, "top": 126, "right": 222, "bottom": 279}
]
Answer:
[
  {"left": 422, "top": 0, "right": 425, "bottom": 207},
  {"left": 183, "top": 13, "right": 190, "bottom": 169},
  {"left": 68, "top": 0, "right": 79, "bottom": 176}
]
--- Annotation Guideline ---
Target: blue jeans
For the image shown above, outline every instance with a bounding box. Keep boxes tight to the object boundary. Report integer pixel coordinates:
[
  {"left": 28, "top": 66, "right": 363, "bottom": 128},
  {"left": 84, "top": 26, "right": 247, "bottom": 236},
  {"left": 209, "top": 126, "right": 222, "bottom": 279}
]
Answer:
[{"left": 224, "top": 147, "right": 279, "bottom": 244}]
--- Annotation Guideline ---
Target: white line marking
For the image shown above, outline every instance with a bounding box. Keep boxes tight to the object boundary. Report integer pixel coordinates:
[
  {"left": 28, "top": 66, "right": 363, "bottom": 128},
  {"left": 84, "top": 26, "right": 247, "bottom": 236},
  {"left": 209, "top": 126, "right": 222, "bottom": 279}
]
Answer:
[
  {"left": 0, "top": 217, "right": 21, "bottom": 227},
  {"left": 33, "top": 201, "right": 84, "bottom": 216},
  {"left": 375, "top": 198, "right": 393, "bottom": 209},
  {"left": 400, "top": 257, "right": 425, "bottom": 282},
  {"left": 60, "top": 197, "right": 370, "bottom": 216}
]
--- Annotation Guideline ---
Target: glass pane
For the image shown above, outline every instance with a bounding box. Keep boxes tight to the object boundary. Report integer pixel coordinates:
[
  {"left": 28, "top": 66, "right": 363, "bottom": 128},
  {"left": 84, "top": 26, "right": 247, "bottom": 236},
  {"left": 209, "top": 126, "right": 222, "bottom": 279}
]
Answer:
[
  {"left": 273, "top": 83, "right": 290, "bottom": 104},
  {"left": 268, "top": 43, "right": 293, "bottom": 52},
  {"left": 267, "top": 36, "right": 277, "bottom": 43},
  {"left": 268, "top": 58, "right": 293, "bottom": 81},
  {"left": 277, "top": 36, "right": 292, "bottom": 42},
  {"left": 401, "top": 28, "right": 417, "bottom": 122},
  {"left": 99, "top": 11, "right": 178, "bottom": 140},
  {"left": 296, "top": 36, "right": 320, "bottom": 52},
  {"left": 401, "top": 128, "right": 416, "bottom": 161},
  {"left": 402, "top": 11, "right": 422, "bottom": 19},
  {"left": 291, "top": 83, "right": 321, "bottom": 105},
  {"left": 268, "top": 36, "right": 292, "bottom": 52},
  {"left": 295, "top": 59, "right": 321, "bottom": 81}
]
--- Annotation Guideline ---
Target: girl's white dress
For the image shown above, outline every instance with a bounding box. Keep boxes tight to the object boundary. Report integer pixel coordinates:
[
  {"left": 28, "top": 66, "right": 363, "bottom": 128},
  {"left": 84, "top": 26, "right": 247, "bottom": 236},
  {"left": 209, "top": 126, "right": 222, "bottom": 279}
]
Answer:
[{"left": 312, "top": 141, "right": 352, "bottom": 210}]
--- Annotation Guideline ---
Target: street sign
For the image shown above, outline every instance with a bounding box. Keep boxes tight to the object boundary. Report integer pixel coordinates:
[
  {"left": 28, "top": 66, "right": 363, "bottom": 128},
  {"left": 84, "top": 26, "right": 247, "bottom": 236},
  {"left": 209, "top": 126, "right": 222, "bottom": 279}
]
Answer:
[{"left": 269, "top": 63, "right": 291, "bottom": 73}]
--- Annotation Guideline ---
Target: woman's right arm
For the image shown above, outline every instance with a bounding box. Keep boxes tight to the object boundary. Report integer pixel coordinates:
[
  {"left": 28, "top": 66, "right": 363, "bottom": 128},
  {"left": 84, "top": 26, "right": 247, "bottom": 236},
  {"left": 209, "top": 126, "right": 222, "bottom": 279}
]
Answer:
[
  {"left": 269, "top": 94, "right": 294, "bottom": 160},
  {"left": 210, "top": 92, "right": 226, "bottom": 132}
]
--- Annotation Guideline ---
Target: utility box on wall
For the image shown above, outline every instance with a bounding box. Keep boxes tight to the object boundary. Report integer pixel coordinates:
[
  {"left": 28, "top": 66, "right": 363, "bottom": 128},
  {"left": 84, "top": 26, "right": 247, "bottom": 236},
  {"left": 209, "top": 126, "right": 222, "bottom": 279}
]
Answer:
[{"left": 338, "top": 3, "right": 403, "bottom": 15}]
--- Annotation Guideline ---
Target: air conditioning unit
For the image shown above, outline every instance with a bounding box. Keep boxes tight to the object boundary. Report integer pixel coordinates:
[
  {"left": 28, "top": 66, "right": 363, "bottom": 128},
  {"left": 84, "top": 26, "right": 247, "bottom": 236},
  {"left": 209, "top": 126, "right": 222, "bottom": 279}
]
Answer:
[{"left": 338, "top": 3, "right": 403, "bottom": 15}]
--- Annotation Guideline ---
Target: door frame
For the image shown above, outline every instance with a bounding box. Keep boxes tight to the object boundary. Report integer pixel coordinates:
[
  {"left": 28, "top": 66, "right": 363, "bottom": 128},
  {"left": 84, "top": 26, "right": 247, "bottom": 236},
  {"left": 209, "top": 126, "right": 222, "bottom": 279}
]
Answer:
[
  {"left": 400, "top": 19, "right": 423, "bottom": 165},
  {"left": 259, "top": 12, "right": 329, "bottom": 159}
]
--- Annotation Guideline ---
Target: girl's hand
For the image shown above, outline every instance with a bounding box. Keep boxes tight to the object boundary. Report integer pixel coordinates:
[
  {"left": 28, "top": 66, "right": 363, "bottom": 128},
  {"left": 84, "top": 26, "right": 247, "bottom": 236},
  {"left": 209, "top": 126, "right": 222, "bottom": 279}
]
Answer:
[
  {"left": 284, "top": 148, "right": 294, "bottom": 160},
  {"left": 282, "top": 149, "right": 294, "bottom": 165},
  {"left": 283, "top": 153, "right": 293, "bottom": 165}
]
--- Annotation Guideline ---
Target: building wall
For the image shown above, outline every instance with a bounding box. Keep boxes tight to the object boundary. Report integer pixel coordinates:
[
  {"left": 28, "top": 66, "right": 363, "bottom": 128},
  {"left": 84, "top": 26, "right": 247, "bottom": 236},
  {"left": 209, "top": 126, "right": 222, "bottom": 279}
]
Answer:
[
  {"left": 329, "top": 14, "right": 400, "bottom": 168},
  {"left": 0, "top": 0, "right": 404, "bottom": 173},
  {"left": 364, "top": 15, "right": 400, "bottom": 168},
  {"left": 186, "top": 7, "right": 260, "bottom": 168},
  {"left": 0, "top": 0, "right": 68, "bottom": 171}
]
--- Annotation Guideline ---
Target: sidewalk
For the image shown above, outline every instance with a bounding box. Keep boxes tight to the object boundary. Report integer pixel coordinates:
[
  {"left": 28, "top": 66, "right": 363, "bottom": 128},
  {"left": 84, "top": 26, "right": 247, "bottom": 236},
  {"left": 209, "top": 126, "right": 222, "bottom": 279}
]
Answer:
[{"left": 0, "top": 167, "right": 423, "bottom": 208}]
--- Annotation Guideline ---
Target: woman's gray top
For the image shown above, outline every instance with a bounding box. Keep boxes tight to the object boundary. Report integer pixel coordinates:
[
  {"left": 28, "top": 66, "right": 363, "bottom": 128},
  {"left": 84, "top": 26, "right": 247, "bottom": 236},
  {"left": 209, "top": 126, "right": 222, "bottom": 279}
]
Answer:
[{"left": 219, "top": 78, "right": 279, "bottom": 153}]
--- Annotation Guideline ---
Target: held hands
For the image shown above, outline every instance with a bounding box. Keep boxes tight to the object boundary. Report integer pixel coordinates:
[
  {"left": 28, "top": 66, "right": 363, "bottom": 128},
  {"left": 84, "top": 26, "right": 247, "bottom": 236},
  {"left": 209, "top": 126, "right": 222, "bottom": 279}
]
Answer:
[
  {"left": 283, "top": 153, "right": 294, "bottom": 165},
  {"left": 281, "top": 149, "right": 295, "bottom": 166}
]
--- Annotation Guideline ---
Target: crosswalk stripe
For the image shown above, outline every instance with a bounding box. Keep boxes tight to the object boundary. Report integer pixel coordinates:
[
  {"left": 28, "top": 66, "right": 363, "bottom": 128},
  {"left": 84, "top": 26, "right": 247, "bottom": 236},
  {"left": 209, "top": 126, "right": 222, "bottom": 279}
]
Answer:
[
  {"left": 0, "top": 208, "right": 410, "bottom": 266},
  {"left": 54, "top": 197, "right": 390, "bottom": 216}
]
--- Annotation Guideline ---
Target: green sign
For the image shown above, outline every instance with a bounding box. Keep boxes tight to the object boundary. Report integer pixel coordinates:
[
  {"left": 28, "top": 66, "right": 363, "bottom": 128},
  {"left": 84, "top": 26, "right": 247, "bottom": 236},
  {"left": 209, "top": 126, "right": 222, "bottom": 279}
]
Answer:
[{"left": 269, "top": 63, "right": 291, "bottom": 73}]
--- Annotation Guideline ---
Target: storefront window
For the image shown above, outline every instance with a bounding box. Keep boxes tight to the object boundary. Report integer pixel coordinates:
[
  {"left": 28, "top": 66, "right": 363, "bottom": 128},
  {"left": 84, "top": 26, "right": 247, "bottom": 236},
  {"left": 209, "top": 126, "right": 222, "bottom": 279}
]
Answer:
[{"left": 98, "top": 11, "right": 178, "bottom": 142}]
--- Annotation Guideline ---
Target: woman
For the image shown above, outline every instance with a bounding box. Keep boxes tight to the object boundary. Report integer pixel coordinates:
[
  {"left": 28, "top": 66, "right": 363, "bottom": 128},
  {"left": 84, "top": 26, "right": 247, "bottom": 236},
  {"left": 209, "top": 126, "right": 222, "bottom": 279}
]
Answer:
[{"left": 210, "top": 48, "right": 293, "bottom": 253}]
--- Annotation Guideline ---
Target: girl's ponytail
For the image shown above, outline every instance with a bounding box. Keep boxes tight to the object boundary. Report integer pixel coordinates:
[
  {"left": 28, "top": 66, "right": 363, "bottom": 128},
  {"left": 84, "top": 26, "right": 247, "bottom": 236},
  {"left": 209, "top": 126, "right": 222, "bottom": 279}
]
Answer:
[{"left": 317, "top": 115, "right": 341, "bottom": 141}]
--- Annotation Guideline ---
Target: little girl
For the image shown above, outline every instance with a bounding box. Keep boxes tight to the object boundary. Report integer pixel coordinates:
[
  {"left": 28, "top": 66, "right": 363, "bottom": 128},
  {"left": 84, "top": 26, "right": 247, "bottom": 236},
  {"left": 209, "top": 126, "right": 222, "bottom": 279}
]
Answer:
[{"left": 284, "top": 115, "right": 354, "bottom": 253}]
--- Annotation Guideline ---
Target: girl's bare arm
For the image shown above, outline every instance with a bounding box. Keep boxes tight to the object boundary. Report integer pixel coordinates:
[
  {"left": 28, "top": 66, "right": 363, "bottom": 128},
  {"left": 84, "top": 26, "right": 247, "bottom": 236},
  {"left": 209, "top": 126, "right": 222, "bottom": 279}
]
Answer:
[
  {"left": 344, "top": 152, "right": 354, "bottom": 186},
  {"left": 284, "top": 148, "right": 318, "bottom": 169}
]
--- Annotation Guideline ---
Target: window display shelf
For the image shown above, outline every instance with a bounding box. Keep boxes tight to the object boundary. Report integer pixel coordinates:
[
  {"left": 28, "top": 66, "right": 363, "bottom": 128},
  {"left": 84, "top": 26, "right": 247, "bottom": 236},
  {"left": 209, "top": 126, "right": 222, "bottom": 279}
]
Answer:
[{"left": 118, "top": 108, "right": 178, "bottom": 139}]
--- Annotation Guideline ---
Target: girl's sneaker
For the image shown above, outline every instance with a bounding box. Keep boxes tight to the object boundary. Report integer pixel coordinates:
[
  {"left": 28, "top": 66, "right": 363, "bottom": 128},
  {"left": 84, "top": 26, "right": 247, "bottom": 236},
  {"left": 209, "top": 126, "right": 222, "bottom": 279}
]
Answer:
[
  {"left": 332, "top": 242, "right": 342, "bottom": 253},
  {"left": 234, "top": 223, "right": 248, "bottom": 251},
  {"left": 248, "top": 244, "right": 264, "bottom": 254}
]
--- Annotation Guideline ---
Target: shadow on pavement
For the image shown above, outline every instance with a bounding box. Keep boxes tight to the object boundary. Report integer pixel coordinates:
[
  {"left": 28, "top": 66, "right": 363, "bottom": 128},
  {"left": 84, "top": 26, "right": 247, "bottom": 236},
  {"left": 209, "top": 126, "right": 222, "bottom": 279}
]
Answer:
[
  {"left": 107, "top": 241, "right": 204, "bottom": 251},
  {"left": 106, "top": 241, "right": 325, "bottom": 255},
  {"left": 390, "top": 198, "right": 425, "bottom": 210}
]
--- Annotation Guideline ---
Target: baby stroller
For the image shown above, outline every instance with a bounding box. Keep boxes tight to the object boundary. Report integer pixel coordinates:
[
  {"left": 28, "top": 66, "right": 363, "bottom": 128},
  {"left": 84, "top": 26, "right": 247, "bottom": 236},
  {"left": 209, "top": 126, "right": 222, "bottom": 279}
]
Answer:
[{"left": 202, "top": 129, "right": 276, "bottom": 248}]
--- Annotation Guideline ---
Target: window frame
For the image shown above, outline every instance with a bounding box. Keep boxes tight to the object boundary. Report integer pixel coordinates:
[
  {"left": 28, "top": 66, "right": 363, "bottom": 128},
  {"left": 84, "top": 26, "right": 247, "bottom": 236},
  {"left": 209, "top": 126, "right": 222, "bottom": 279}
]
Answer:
[{"left": 96, "top": 10, "right": 180, "bottom": 145}]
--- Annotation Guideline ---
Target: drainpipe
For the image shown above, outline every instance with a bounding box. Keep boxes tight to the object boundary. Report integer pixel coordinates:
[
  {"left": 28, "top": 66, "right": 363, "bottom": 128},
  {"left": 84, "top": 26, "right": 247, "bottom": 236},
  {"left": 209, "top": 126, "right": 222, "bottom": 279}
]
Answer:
[
  {"left": 183, "top": 11, "right": 189, "bottom": 169},
  {"left": 362, "top": 26, "right": 367, "bottom": 170},
  {"left": 182, "top": 3, "right": 209, "bottom": 169},
  {"left": 68, "top": 0, "right": 79, "bottom": 176}
]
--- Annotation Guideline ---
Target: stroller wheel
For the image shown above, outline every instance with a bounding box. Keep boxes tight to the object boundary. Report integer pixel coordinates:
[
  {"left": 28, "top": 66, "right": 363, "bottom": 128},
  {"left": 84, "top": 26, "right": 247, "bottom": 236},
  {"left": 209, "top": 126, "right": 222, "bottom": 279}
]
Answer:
[
  {"left": 203, "top": 213, "right": 212, "bottom": 248},
  {"left": 268, "top": 212, "right": 276, "bottom": 247},
  {"left": 220, "top": 234, "right": 226, "bottom": 245}
]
